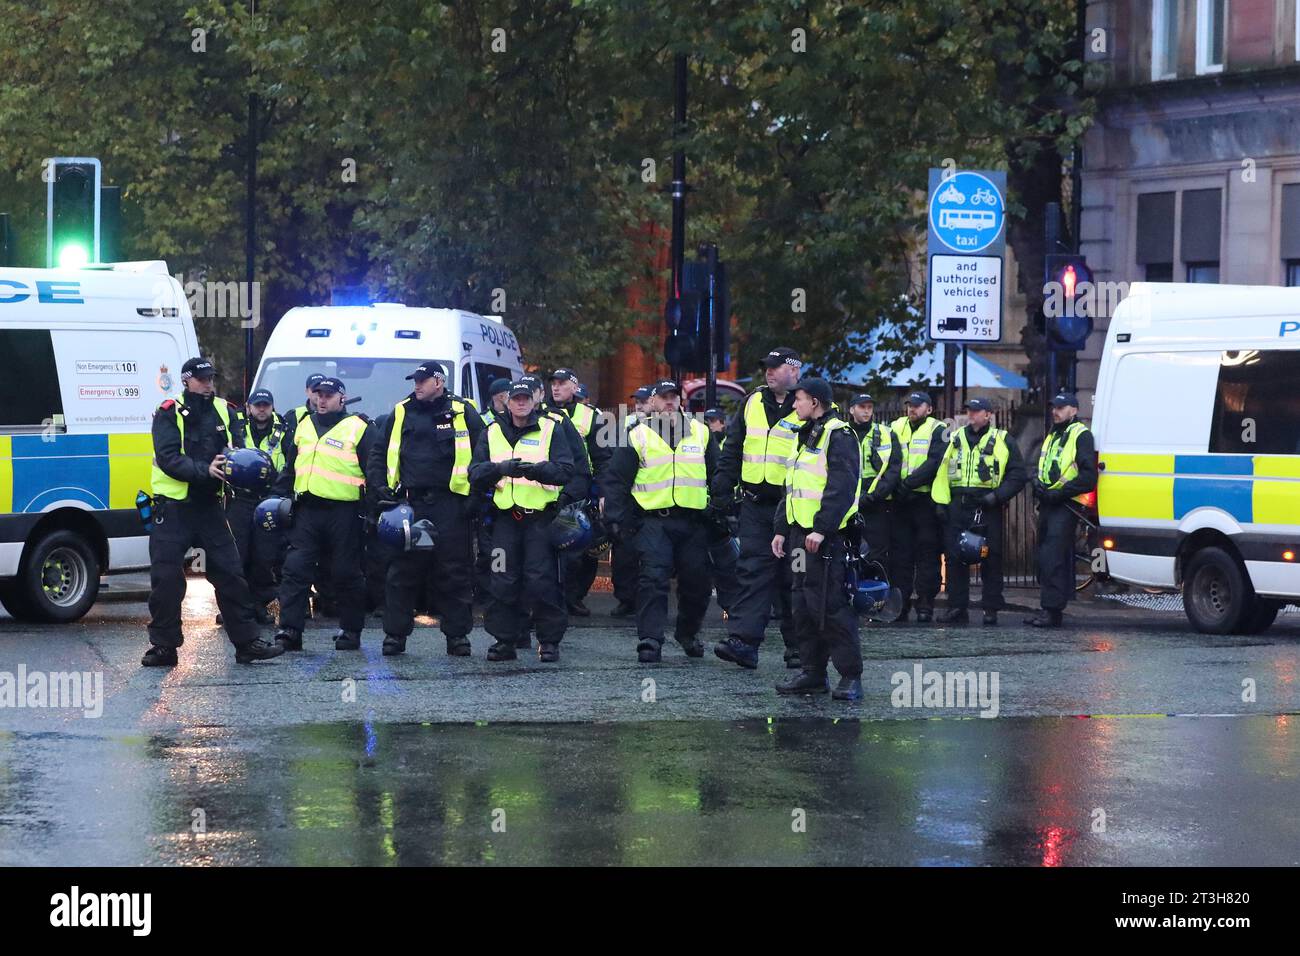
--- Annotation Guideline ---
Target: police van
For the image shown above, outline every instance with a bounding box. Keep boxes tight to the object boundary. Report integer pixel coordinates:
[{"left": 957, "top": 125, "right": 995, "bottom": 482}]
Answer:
[
  {"left": 1093, "top": 282, "right": 1300, "bottom": 634},
  {"left": 252, "top": 303, "right": 524, "bottom": 420},
  {"left": 0, "top": 262, "right": 199, "bottom": 622}
]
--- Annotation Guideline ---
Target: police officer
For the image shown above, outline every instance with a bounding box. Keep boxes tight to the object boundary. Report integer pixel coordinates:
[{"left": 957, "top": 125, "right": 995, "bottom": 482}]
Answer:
[
  {"left": 846, "top": 393, "right": 901, "bottom": 567},
  {"left": 888, "top": 391, "right": 949, "bottom": 623},
  {"left": 932, "top": 397, "right": 1027, "bottom": 625},
  {"left": 1026, "top": 391, "right": 1098, "bottom": 627},
  {"left": 367, "top": 360, "right": 486, "bottom": 656},
  {"left": 272, "top": 377, "right": 377, "bottom": 651},
  {"left": 604, "top": 380, "right": 717, "bottom": 663},
  {"left": 288, "top": 373, "right": 325, "bottom": 429},
  {"left": 468, "top": 381, "right": 577, "bottom": 662},
  {"left": 548, "top": 368, "right": 610, "bottom": 617},
  {"left": 711, "top": 346, "right": 804, "bottom": 670},
  {"left": 226, "top": 387, "right": 288, "bottom": 623},
  {"left": 702, "top": 407, "right": 739, "bottom": 615},
  {"left": 608, "top": 385, "right": 652, "bottom": 618},
  {"left": 481, "top": 377, "right": 510, "bottom": 426},
  {"left": 772, "top": 378, "right": 863, "bottom": 699},
  {"left": 142, "top": 357, "right": 284, "bottom": 666}
]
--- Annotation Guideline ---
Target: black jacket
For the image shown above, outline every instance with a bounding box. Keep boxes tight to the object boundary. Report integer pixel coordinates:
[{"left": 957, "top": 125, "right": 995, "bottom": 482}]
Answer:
[
  {"left": 467, "top": 409, "right": 576, "bottom": 505},
  {"left": 542, "top": 408, "right": 592, "bottom": 504},
  {"left": 151, "top": 391, "right": 246, "bottom": 501},
  {"left": 365, "top": 390, "right": 485, "bottom": 497},
  {"left": 547, "top": 399, "right": 611, "bottom": 478},
  {"left": 774, "top": 412, "right": 861, "bottom": 537},
  {"left": 603, "top": 411, "right": 719, "bottom": 527},
  {"left": 850, "top": 418, "right": 903, "bottom": 504},
  {"left": 712, "top": 386, "right": 796, "bottom": 502},
  {"left": 1033, "top": 418, "right": 1098, "bottom": 500},
  {"left": 276, "top": 409, "right": 378, "bottom": 499}
]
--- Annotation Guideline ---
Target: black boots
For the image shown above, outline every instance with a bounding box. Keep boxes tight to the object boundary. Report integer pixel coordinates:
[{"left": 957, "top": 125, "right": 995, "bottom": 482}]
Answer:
[
  {"left": 776, "top": 671, "right": 830, "bottom": 695},
  {"left": 273, "top": 627, "right": 303, "bottom": 651},
  {"left": 538, "top": 643, "right": 560, "bottom": 663},
  {"left": 831, "top": 676, "right": 864, "bottom": 701},
  {"left": 333, "top": 631, "right": 361, "bottom": 651},
  {"left": 983, "top": 610, "right": 999, "bottom": 626},
  {"left": 446, "top": 636, "right": 472, "bottom": 657},
  {"left": 383, "top": 634, "right": 407, "bottom": 656},
  {"left": 235, "top": 639, "right": 286, "bottom": 663},
  {"left": 937, "top": 607, "right": 969, "bottom": 624},
  {"left": 141, "top": 645, "right": 178, "bottom": 667},
  {"left": 1025, "top": 609, "right": 1064, "bottom": 627},
  {"left": 487, "top": 640, "right": 518, "bottom": 661}
]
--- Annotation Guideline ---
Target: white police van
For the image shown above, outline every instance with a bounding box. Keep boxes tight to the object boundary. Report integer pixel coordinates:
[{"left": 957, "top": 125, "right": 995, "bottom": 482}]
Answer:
[
  {"left": 252, "top": 303, "right": 524, "bottom": 420},
  {"left": 0, "top": 262, "right": 199, "bottom": 621},
  {"left": 1093, "top": 283, "right": 1300, "bottom": 634}
]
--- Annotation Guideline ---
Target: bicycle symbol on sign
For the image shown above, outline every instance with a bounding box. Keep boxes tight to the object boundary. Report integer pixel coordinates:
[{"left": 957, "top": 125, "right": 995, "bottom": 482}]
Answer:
[{"left": 969, "top": 187, "right": 998, "bottom": 206}]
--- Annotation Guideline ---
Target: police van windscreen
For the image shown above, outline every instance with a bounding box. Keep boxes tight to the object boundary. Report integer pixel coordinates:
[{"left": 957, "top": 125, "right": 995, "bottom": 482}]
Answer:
[{"left": 255, "top": 358, "right": 453, "bottom": 420}]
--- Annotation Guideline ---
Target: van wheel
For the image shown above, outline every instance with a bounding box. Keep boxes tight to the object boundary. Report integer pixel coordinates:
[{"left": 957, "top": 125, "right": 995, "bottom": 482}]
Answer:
[
  {"left": 1182, "top": 547, "right": 1251, "bottom": 634},
  {"left": 15, "top": 530, "right": 100, "bottom": 623},
  {"left": 1237, "top": 597, "right": 1282, "bottom": 635}
]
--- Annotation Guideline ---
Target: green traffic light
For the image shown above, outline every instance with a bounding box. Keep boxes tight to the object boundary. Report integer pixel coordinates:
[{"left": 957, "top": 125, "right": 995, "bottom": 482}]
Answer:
[{"left": 57, "top": 243, "right": 90, "bottom": 268}]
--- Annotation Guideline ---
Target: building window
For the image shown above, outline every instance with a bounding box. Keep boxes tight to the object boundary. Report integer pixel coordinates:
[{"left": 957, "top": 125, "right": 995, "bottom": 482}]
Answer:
[
  {"left": 1187, "top": 262, "right": 1220, "bottom": 283},
  {"left": 1146, "top": 263, "right": 1174, "bottom": 282},
  {"left": 1196, "top": 0, "right": 1226, "bottom": 74},
  {"left": 1137, "top": 191, "right": 1176, "bottom": 277},
  {"left": 1152, "top": 0, "right": 1180, "bottom": 80},
  {"left": 1286, "top": 261, "right": 1300, "bottom": 286}
]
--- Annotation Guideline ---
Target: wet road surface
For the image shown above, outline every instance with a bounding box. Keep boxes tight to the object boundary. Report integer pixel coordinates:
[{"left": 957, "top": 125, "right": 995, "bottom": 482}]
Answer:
[{"left": 2, "top": 582, "right": 1299, "bottom": 865}]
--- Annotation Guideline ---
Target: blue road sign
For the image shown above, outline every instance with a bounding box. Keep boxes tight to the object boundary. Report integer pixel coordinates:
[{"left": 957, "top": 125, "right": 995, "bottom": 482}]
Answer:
[{"left": 928, "top": 170, "right": 1005, "bottom": 255}]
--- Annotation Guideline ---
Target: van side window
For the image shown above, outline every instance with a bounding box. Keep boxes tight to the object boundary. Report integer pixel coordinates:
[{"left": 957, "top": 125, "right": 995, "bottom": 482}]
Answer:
[
  {"left": 0, "top": 330, "right": 64, "bottom": 431},
  {"left": 461, "top": 363, "right": 474, "bottom": 405},
  {"left": 1209, "top": 350, "right": 1300, "bottom": 455}
]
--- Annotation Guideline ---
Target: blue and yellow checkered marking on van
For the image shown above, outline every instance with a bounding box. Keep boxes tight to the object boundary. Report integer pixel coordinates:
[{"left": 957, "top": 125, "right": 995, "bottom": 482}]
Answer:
[
  {"left": 0, "top": 432, "right": 153, "bottom": 515},
  {"left": 1099, "top": 453, "right": 1300, "bottom": 525}
]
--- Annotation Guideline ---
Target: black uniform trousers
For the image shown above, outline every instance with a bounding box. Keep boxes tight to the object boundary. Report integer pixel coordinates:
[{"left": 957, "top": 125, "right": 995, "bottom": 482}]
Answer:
[
  {"left": 147, "top": 496, "right": 259, "bottom": 648},
  {"left": 383, "top": 490, "right": 474, "bottom": 641},
  {"left": 634, "top": 510, "right": 711, "bottom": 645},
  {"left": 610, "top": 539, "right": 639, "bottom": 605},
  {"left": 1036, "top": 501, "right": 1079, "bottom": 611},
  {"left": 942, "top": 492, "right": 1006, "bottom": 611},
  {"left": 728, "top": 498, "right": 796, "bottom": 650},
  {"left": 858, "top": 500, "right": 892, "bottom": 567},
  {"left": 278, "top": 496, "right": 366, "bottom": 633},
  {"left": 889, "top": 492, "right": 942, "bottom": 610},
  {"left": 787, "top": 528, "right": 861, "bottom": 679},
  {"left": 485, "top": 510, "right": 568, "bottom": 645},
  {"left": 226, "top": 493, "right": 283, "bottom": 606},
  {"left": 564, "top": 550, "right": 599, "bottom": 606},
  {"left": 708, "top": 533, "right": 739, "bottom": 613}
]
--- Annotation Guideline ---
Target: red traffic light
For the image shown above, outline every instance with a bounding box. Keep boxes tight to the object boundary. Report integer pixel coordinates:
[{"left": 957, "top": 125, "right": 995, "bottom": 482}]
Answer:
[{"left": 1062, "top": 264, "right": 1077, "bottom": 298}]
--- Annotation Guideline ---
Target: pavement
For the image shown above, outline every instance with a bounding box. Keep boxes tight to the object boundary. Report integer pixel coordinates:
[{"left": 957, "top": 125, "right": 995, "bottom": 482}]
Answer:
[{"left": 2, "top": 579, "right": 1299, "bottom": 865}]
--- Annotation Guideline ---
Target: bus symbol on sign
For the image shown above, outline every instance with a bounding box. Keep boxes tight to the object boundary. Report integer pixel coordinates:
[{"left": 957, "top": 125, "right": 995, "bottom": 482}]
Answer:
[{"left": 929, "top": 171, "right": 1005, "bottom": 254}]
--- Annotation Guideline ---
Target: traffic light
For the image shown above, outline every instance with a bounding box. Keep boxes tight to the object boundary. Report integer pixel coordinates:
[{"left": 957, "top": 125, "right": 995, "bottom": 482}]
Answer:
[
  {"left": 664, "top": 251, "right": 729, "bottom": 372},
  {"left": 46, "top": 158, "right": 101, "bottom": 268},
  {"left": 1044, "top": 253, "right": 1094, "bottom": 351}
]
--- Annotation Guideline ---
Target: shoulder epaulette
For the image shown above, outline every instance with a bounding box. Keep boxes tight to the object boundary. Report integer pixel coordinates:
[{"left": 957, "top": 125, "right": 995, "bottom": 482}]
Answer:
[{"left": 160, "top": 399, "right": 176, "bottom": 411}]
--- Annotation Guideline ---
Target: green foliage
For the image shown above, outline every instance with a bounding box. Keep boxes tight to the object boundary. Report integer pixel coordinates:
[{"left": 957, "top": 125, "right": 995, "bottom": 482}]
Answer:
[{"left": 0, "top": 0, "right": 1089, "bottom": 389}]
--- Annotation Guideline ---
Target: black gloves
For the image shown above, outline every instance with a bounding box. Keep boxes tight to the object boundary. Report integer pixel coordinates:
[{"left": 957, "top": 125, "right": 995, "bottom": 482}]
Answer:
[
  {"left": 497, "top": 458, "right": 526, "bottom": 478},
  {"left": 980, "top": 491, "right": 999, "bottom": 508}
]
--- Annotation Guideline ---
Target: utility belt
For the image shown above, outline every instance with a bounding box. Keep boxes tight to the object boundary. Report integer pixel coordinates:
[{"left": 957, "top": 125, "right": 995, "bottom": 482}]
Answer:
[
  {"left": 401, "top": 486, "right": 453, "bottom": 504},
  {"left": 499, "top": 502, "right": 557, "bottom": 522},
  {"left": 639, "top": 505, "right": 702, "bottom": 519},
  {"left": 740, "top": 486, "right": 782, "bottom": 506},
  {"left": 952, "top": 486, "right": 996, "bottom": 499}
]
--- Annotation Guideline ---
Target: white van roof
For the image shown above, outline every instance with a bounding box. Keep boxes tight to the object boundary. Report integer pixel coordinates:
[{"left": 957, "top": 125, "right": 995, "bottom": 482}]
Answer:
[
  {"left": 268, "top": 304, "right": 523, "bottom": 364},
  {"left": 1112, "top": 283, "right": 1300, "bottom": 340},
  {"left": 0, "top": 263, "right": 190, "bottom": 325}
]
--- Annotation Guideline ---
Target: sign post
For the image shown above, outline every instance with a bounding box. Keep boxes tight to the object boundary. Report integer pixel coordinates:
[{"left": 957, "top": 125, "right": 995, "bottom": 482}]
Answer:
[{"left": 926, "top": 168, "right": 1007, "bottom": 416}]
